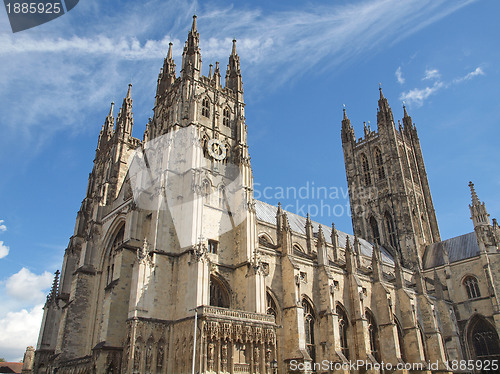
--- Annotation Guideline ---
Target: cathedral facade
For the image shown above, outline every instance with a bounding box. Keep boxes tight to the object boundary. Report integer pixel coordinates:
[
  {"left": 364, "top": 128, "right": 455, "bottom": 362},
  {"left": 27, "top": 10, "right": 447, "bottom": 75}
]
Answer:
[{"left": 32, "top": 17, "right": 500, "bottom": 374}]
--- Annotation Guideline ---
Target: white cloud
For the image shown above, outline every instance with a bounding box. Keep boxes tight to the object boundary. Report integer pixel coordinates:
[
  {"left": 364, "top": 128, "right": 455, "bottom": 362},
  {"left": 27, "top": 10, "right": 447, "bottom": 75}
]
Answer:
[
  {"left": 395, "top": 66, "right": 405, "bottom": 84},
  {"left": 0, "top": 241, "right": 9, "bottom": 259},
  {"left": 5, "top": 268, "right": 53, "bottom": 304},
  {"left": 0, "top": 220, "right": 6, "bottom": 232},
  {"left": 454, "top": 67, "right": 485, "bottom": 83},
  {"left": 0, "top": 304, "right": 44, "bottom": 361},
  {"left": 0, "top": 268, "right": 53, "bottom": 360},
  {"left": 423, "top": 68, "right": 440, "bottom": 80},
  {"left": 401, "top": 66, "right": 485, "bottom": 106},
  {"left": 400, "top": 81, "right": 444, "bottom": 106}
]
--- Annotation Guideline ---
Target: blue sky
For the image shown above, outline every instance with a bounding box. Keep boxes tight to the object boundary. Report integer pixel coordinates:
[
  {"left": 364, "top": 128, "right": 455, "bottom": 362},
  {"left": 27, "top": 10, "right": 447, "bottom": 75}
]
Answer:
[{"left": 0, "top": 0, "right": 499, "bottom": 361}]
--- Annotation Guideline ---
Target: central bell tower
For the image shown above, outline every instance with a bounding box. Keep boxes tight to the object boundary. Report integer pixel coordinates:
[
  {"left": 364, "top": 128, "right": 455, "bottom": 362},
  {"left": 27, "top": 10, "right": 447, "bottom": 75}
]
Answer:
[{"left": 341, "top": 87, "right": 440, "bottom": 266}]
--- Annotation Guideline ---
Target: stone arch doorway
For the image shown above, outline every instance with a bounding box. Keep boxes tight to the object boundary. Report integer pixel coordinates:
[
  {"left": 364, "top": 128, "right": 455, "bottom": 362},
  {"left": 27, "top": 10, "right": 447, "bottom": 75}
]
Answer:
[{"left": 466, "top": 315, "right": 500, "bottom": 373}]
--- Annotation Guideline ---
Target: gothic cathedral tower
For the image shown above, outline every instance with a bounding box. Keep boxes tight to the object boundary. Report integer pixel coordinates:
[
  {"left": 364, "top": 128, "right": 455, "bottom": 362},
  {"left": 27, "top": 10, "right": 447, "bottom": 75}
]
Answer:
[{"left": 341, "top": 87, "right": 440, "bottom": 267}]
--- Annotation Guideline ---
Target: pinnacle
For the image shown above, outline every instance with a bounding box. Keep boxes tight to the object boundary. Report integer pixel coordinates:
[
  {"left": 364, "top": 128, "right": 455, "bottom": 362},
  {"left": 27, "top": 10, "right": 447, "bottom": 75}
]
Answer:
[
  {"left": 126, "top": 84, "right": 132, "bottom": 99},
  {"left": 379, "top": 83, "right": 385, "bottom": 100},
  {"left": 342, "top": 105, "right": 348, "bottom": 120},
  {"left": 108, "top": 102, "right": 114, "bottom": 117},
  {"left": 167, "top": 42, "right": 173, "bottom": 60},
  {"left": 191, "top": 14, "right": 197, "bottom": 32},
  {"left": 469, "top": 181, "right": 480, "bottom": 206},
  {"left": 403, "top": 102, "right": 409, "bottom": 117},
  {"left": 231, "top": 39, "right": 237, "bottom": 56}
]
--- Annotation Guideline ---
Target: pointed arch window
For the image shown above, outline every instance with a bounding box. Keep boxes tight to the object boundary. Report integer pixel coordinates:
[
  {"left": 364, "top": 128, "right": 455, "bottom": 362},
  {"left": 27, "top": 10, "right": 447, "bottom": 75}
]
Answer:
[
  {"left": 202, "top": 98, "right": 210, "bottom": 118},
  {"left": 336, "top": 305, "right": 349, "bottom": 359},
  {"left": 370, "top": 217, "right": 381, "bottom": 245},
  {"left": 302, "top": 299, "right": 316, "bottom": 362},
  {"left": 266, "top": 292, "right": 278, "bottom": 320},
  {"left": 223, "top": 107, "right": 230, "bottom": 127},
  {"left": 374, "top": 148, "right": 385, "bottom": 180},
  {"left": 395, "top": 318, "right": 406, "bottom": 362},
  {"left": 385, "top": 212, "right": 398, "bottom": 250},
  {"left": 106, "top": 224, "right": 124, "bottom": 286},
  {"left": 209, "top": 275, "right": 230, "bottom": 308},
  {"left": 464, "top": 276, "right": 481, "bottom": 299},
  {"left": 468, "top": 316, "right": 500, "bottom": 362},
  {"left": 360, "top": 153, "right": 371, "bottom": 186},
  {"left": 366, "top": 311, "right": 380, "bottom": 362}
]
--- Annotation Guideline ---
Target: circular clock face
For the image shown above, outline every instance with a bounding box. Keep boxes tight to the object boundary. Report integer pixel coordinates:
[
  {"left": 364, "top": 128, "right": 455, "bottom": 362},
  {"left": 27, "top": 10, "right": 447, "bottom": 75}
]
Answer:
[{"left": 207, "top": 138, "right": 227, "bottom": 161}]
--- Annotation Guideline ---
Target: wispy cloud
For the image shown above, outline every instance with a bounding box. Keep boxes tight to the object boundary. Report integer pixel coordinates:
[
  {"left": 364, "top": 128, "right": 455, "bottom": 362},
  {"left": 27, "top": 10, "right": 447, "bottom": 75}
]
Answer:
[
  {"left": 395, "top": 66, "right": 405, "bottom": 84},
  {"left": 0, "top": 220, "right": 6, "bottom": 232},
  {"left": 401, "top": 66, "right": 485, "bottom": 106},
  {"left": 400, "top": 81, "right": 445, "bottom": 106},
  {"left": 423, "top": 68, "right": 440, "bottom": 80},
  {"left": 454, "top": 67, "right": 485, "bottom": 83},
  {"left": 0, "top": 0, "right": 477, "bottom": 160}
]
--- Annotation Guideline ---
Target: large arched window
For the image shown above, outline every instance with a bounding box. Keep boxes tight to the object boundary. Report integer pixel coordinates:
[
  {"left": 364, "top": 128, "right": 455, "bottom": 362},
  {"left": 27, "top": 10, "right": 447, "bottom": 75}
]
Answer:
[
  {"left": 366, "top": 311, "right": 380, "bottom": 362},
  {"left": 361, "top": 154, "right": 371, "bottom": 186},
  {"left": 464, "top": 276, "right": 481, "bottom": 299},
  {"left": 209, "top": 275, "right": 230, "bottom": 308},
  {"left": 106, "top": 224, "right": 124, "bottom": 286},
  {"left": 374, "top": 148, "right": 385, "bottom": 180},
  {"left": 384, "top": 211, "right": 398, "bottom": 250},
  {"left": 370, "top": 217, "right": 381, "bottom": 245},
  {"left": 302, "top": 299, "right": 316, "bottom": 362},
  {"left": 468, "top": 316, "right": 500, "bottom": 363},
  {"left": 336, "top": 305, "right": 349, "bottom": 359}
]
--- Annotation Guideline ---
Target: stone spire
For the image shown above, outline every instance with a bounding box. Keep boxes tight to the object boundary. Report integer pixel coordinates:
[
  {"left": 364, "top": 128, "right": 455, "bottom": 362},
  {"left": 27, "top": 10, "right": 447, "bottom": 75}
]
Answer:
[
  {"left": 214, "top": 61, "right": 221, "bottom": 88},
  {"left": 181, "top": 15, "right": 202, "bottom": 79},
  {"left": 115, "top": 84, "right": 134, "bottom": 138},
  {"left": 469, "top": 181, "right": 490, "bottom": 228},
  {"left": 102, "top": 102, "right": 115, "bottom": 137},
  {"left": 331, "top": 222, "right": 339, "bottom": 261},
  {"left": 341, "top": 106, "right": 355, "bottom": 144},
  {"left": 402, "top": 102, "right": 413, "bottom": 130},
  {"left": 345, "top": 236, "right": 357, "bottom": 274},
  {"left": 157, "top": 42, "right": 176, "bottom": 96},
  {"left": 225, "top": 39, "right": 243, "bottom": 94},
  {"left": 305, "top": 213, "right": 314, "bottom": 254},
  {"left": 45, "top": 270, "right": 60, "bottom": 306},
  {"left": 377, "top": 84, "right": 394, "bottom": 125}
]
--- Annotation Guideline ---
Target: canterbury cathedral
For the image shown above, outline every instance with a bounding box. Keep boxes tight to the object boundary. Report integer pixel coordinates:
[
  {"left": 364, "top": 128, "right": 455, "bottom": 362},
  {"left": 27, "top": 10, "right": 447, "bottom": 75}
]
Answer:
[{"left": 31, "top": 16, "right": 500, "bottom": 374}]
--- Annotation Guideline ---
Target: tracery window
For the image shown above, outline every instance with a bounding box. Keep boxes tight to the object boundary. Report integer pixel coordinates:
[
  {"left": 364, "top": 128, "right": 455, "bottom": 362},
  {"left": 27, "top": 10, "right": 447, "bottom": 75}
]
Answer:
[
  {"left": 223, "top": 107, "right": 230, "bottom": 127},
  {"left": 209, "top": 275, "right": 230, "bottom": 308},
  {"left": 385, "top": 211, "right": 398, "bottom": 250},
  {"left": 470, "top": 318, "right": 500, "bottom": 359},
  {"left": 336, "top": 305, "right": 349, "bottom": 359},
  {"left": 361, "top": 153, "right": 371, "bottom": 186},
  {"left": 302, "top": 299, "right": 316, "bottom": 362},
  {"left": 366, "top": 311, "right": 380, "bottom": 362},
  {"left": 370, "top": 217, "right": 381, "bottom": 245},
  {"left": 202, "top": 98, "right": 210, "bottom": 118},
  {"left": 374, "top": 147, "right": 385, "bottom": 180},
  {"left": 464, "top": 276, "right": 481, "bottom": 299}
]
